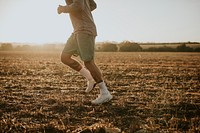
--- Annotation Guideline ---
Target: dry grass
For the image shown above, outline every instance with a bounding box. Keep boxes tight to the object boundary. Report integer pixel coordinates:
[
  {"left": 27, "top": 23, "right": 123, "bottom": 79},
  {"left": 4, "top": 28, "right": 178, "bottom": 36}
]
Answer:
[{"left": 0, "top": 51, "right": 200, "bottom": 132}]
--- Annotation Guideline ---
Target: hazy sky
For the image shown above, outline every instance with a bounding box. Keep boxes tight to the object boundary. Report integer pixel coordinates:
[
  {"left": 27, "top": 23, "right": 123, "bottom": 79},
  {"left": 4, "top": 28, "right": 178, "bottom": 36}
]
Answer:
[{"left": 0, "top": 0, "right": 200, "bottom": 44}]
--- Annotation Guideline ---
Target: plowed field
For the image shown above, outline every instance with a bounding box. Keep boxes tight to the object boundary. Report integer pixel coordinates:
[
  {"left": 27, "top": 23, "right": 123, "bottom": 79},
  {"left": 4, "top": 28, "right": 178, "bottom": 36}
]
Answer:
[{"left": 0, "top": 52, "right": 200, "bottom": 132}]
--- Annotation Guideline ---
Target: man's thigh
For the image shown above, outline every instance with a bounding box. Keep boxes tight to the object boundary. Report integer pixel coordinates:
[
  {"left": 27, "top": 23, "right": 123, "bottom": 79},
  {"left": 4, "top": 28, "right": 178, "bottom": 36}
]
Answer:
[
  {"left": 62, "top": 34, "right": 78, "bottom": 55},
  {"left": 76, "top": 33, "right": 95, "bottom": 62}
]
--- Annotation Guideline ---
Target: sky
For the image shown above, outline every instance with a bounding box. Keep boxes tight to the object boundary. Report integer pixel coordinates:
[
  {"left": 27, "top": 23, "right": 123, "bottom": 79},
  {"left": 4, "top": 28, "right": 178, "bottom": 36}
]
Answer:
[{"left": 0, "top": 0, "right": 200, "bottom": 44}]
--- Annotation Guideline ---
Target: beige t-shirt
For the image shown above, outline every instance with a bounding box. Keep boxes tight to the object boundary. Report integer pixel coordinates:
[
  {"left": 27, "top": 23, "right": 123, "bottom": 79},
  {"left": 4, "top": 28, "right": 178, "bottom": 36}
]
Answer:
[{"left": 64, "top": 0, "right": 97, "bottom": 36}]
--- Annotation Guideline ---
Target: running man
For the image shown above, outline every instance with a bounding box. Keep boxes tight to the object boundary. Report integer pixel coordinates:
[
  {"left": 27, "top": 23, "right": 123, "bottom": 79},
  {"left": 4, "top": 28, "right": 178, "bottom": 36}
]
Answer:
[{"left": 57, "top": 0, "right": 112, "bottom": 104}]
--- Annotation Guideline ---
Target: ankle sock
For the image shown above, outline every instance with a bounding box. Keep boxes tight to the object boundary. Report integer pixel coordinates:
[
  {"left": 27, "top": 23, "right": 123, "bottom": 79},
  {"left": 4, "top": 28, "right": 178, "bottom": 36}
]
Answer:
[
  {"left": 79, "top": 67, "right": 93, "bottom": 81},
  {"left": 98, "top": 81, "right": 109, "bottom": 94}
]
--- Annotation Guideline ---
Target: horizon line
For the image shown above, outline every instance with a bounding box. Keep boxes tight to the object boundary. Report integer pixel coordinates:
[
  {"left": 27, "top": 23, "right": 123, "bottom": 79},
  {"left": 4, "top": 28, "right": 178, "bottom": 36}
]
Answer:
[{"left": 0, "top": 41, "right": 200, "bottom": 45}]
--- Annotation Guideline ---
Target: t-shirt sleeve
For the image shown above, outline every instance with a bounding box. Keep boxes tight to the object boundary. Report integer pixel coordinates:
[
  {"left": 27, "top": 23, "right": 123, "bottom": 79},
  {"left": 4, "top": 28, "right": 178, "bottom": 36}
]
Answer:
[
  {"left": 89, "top": 0, "right": 97, "bottom": 11},
  {"left": 63, "top": 0, "right": 84, "bottom": 13}
]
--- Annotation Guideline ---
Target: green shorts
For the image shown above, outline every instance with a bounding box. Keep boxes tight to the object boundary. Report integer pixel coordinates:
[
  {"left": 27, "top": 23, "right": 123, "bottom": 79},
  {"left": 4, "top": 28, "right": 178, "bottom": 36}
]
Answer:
[{"left": 62, "top": 33, "right": 95, "bottom": 61}]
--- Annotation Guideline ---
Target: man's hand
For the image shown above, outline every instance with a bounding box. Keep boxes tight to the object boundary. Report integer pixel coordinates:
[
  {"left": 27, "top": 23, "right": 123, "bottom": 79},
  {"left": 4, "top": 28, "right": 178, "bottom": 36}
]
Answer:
[{"left": 57, "top": 5, "right": 66, "bottom": 14}]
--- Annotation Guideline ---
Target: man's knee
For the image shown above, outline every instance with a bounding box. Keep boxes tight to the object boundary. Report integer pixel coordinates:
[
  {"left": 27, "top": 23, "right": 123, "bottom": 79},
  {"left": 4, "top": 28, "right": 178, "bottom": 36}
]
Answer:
[{"left": 61, "top": 53, "right": 72, "bottom": 65}]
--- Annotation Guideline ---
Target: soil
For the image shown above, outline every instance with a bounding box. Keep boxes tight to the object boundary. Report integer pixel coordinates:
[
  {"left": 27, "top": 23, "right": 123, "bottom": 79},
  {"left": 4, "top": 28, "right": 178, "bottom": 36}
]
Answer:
[{"left": 0, "top": 51, "right": 200, "bottom": 132}]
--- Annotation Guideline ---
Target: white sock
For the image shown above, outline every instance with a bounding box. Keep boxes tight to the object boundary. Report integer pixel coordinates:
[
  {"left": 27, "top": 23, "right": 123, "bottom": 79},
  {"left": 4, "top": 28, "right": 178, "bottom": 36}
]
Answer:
[
  {"left": 98, "top": 81, "right": 109, "bottom": 94},
  {"left": 79, "top": 67, "right": 93, "bottom": 81}
]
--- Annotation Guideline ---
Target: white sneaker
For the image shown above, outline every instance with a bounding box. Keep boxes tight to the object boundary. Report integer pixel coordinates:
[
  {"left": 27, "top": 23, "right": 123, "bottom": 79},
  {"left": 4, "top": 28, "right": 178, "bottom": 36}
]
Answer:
[
  {"left": 85, "top": 80, "right": 96, "bottom": 93},
  {"left": 91, "top": 92, "right": 113, "bottom": 104}
]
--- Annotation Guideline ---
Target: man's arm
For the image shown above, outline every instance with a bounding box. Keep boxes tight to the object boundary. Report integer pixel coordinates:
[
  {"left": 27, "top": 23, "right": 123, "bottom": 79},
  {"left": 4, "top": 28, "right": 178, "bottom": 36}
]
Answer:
[
  {"left": 65, "top": 0, "right": 73, "bottom": 5},
  {"left": 89, "top": 0, "right": 97, "bottom": 11},
  {"left": 58, "top": 0, "right": 84, "bottom": 14}
]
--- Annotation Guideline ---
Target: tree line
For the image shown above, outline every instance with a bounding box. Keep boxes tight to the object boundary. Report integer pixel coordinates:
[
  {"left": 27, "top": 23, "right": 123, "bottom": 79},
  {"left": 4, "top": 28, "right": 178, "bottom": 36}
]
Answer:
[
  {"left": 1, "top": 41, "right": 200, "bottom": 52},
  {"left": 0, "top": 43, "right": 61, "bottom": 51},
  {"left": 96, "top": 41, "right": 200, "bottom": 52}
]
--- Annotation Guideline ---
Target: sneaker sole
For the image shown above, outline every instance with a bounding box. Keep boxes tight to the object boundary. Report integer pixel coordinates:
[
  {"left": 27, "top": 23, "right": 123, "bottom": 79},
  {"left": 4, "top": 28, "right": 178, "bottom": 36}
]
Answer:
[
  {"left": 92, "top": 95, "right": 113, "bottom": 104},
  {"left": 102, "top": 95, "right": 113, "bottom": 103}
]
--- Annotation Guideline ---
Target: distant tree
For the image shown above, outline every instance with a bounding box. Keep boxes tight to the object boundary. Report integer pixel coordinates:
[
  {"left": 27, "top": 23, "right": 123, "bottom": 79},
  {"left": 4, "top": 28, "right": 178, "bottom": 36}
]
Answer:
[
  {"left": 43, "top": 44, "right": 56, "bottom": 51},
  {"left": 96, "top": 42, "right": 118, "bottom": 52},
  {"left": 119, "top": 41, "right": 142, "bottom": 52},
  {"left": 144, "top": 47, "right": 163, "bottom": 52},
  {"left": 194, "top": 47, "right": 200, "bottom": 52},
  {"left": 15, "top": 45, "right": 31, "bottom": 51},
  {"left": 0, "top": 43, "right": 13, "bottom": 51},
  {"left": 156, "top": 46, "right": 176, "bottom": 52},
  {"left": 176, "top": 44, "right": 193, "bottom": 52},
  {"left": 143, "top": 47, "right": 158, "bottom": 52}
]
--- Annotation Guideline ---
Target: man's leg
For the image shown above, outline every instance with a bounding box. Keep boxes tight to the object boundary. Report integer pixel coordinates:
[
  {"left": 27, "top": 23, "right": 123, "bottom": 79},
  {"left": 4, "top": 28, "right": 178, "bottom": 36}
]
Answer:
[
  {"left": 61, "top": 52, "right": 82, "bottom": 71},
  {"left": 84, "top": 60, "right": 102, "bottom": 83},
  {"left": 61, "top": 52, "right": 95, "bottom": 91},
  {"left": 84, "top": 60, "right": 113, "bottom": 104}
]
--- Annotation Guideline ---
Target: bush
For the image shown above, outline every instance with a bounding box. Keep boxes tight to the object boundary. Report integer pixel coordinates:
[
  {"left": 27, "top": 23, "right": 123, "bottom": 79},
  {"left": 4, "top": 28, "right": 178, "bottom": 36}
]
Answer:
[
  {"left": 96, "top": 42, "right": 118, "bottom": 52},
  {"left": 15, "top": 45, "right": 31, "bottom": 51},
  {"left": 119, "top": 41, "right": 142, "bottom": 52},
  {"left": 0, "top": 43, "right": 13, "bottom": 51},
  {"left": 144, "top": 46, "right": 176, "bottom": 52},
  {"left": 176, "top": 44, "right": 193, "bottom": 52},
  {"left": 194, "top": 47, "right": 200, "bottom": 52}
]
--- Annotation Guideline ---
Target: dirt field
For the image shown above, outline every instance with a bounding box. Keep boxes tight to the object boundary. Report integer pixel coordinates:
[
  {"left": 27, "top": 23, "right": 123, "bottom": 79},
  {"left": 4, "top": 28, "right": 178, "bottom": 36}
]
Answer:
[{"left": 0, "top": 51, "right": 200, "bottom": 133}]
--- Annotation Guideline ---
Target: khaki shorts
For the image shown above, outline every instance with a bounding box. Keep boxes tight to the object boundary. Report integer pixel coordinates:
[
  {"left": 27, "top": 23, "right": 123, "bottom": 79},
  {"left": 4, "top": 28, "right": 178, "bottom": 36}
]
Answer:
[{"left": 62, "top": 33, "right": 95, "bottom": 61}]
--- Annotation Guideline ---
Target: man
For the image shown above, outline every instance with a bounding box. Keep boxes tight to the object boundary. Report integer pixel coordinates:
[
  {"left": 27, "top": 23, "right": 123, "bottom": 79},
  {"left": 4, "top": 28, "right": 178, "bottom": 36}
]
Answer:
[{"left": 57, "top": 0, "right": 112, "bottom": 104}]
